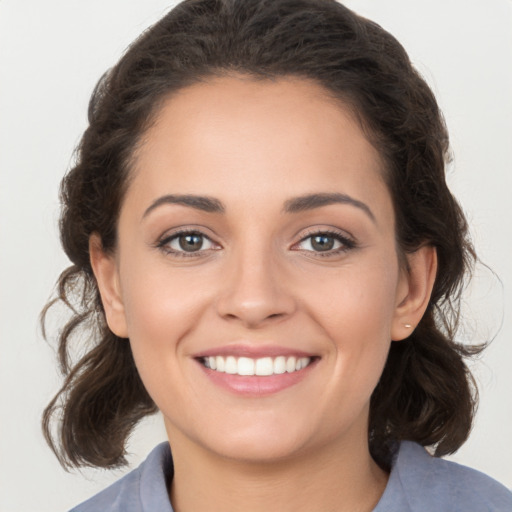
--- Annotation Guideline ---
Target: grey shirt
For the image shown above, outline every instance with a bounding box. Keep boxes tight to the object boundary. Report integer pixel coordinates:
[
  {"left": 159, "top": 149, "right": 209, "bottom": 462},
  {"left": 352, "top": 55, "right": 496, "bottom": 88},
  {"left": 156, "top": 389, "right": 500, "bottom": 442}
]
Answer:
[{"left": 71, "top": 441, "right": 512, "bottom": 511}]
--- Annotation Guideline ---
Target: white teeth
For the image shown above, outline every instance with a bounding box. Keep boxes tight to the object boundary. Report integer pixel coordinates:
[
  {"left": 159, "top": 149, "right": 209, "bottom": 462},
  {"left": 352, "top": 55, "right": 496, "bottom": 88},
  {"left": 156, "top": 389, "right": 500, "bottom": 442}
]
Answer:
[
  {"left": 225, "top": 356, "right": 237, "bottom": 374},
  {"left": 237, "top": 357, "right": 255, "bottom": 376},
  {"left": 203, "top": 355, "right": 312, "bottom": 376},
  {"left": 273, "top": 356, "right": 286, "bottom": 375},
  {"left": 216, "top": 356, "right": 225, "bottom": 372},
  {"left": 255, "top": 357, "right": 274, "bottom": 376}
]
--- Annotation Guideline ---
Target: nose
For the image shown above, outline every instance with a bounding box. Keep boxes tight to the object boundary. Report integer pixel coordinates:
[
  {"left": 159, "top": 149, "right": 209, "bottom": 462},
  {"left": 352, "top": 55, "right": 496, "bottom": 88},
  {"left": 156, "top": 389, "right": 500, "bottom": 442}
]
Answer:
[{"left": 215, "top": 246, "right": 297, "bottom": 329}]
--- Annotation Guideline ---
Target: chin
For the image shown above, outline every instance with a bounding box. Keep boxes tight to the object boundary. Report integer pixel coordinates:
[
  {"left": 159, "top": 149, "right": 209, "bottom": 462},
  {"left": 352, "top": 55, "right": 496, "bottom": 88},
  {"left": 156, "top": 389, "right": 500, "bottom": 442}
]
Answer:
[
  {"left": 188, "top": 415, "right": 323, "bottom": 464},
  {"left": 209, "top": 435, "right": 308, "bottom": 464}
]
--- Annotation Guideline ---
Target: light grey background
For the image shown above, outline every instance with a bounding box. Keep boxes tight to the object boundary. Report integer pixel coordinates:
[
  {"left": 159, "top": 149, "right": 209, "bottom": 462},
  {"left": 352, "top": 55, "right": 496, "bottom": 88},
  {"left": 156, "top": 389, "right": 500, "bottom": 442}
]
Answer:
[{"left": 1, "top": 1, "right": 511, "bottom": 510}]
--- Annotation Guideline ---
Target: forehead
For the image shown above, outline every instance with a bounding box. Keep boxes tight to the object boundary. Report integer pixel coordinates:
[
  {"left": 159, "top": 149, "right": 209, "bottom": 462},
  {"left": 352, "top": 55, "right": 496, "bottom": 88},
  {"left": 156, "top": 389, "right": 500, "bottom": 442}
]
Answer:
[{"left": 128, "top": 75, "right": 391, "bottom": 219}]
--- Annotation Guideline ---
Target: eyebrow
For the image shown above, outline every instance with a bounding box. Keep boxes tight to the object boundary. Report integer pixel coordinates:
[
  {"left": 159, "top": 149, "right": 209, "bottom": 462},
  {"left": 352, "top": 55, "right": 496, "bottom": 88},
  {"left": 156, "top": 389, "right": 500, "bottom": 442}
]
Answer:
[
  {"left": 142, "top": 192, "right": 375, "bottom": 223},
  {"left": 283, "top": 192, "right": 376, "bottom": 223},
  {"left": 143, "top": 194, "right": 225, "bottom": 218}
]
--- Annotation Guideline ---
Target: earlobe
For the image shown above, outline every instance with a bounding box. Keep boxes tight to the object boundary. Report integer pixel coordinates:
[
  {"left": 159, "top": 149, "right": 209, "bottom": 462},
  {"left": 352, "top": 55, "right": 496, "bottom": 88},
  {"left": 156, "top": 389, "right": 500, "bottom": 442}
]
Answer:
[
  {"left": 391, "top": 245, "right": 437, "bottom": 341},
  {"left": 89, "top": 234, "right": 129, "bottom": 338}
]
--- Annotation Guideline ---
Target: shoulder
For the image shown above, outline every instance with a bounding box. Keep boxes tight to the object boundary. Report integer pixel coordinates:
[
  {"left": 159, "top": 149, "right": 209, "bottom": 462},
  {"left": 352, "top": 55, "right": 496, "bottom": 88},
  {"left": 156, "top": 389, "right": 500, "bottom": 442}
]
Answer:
[
  {"left": 69, "top": 443, "right": 173, "bottom": 512},
  {"left": 375, "top": 441, "right": 512, "bottom": 512}
]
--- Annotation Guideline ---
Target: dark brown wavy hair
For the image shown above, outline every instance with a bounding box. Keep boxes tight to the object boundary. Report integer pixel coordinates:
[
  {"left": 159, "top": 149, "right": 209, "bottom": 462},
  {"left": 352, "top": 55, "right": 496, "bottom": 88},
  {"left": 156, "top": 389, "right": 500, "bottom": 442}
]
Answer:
[{"left": 42, "top": 0, "right": 482, "bottom": 470}]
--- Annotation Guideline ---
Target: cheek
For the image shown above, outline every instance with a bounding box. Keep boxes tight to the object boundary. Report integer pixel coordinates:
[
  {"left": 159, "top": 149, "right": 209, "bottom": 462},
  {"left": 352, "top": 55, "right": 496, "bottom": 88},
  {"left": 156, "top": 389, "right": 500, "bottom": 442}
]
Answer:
[
  {"left": 119, "top": 270, "right": 213, "bottom": 423},
  {"left": 307, "top": 260, "right": 399, "bottom": 387},
  {"left": 118, "top": 262, "right": 214, "bottom": 380},
  {"left": 123, "top": 272, "right": 209, "bottom": 341},
  {"left": 308, "top": 259, "right": 399, "bottom": 337}
]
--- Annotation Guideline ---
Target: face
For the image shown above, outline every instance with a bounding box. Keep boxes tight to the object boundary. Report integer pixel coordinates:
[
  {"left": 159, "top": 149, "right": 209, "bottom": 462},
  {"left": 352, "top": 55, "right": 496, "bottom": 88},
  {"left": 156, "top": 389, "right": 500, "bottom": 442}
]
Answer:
[{"left": 93, "top": 76, "right": 426, "bottom": 464}]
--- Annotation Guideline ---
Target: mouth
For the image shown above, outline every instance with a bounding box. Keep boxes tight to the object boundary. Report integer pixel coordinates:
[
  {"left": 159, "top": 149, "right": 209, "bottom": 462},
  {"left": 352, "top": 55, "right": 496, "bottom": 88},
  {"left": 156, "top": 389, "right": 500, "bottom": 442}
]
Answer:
[
  {"left": 193, "top": 345, "right": 319, "bottom": 395},
  {"left": 200, "top": 355, "right": 314, "bottom": 376}
]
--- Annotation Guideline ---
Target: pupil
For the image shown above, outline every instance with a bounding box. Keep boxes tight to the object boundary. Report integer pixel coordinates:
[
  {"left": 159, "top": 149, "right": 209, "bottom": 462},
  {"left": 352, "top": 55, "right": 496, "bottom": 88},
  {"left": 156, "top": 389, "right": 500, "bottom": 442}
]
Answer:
[
  {"left": 179, "top": 233, "right": 203, "bottom": 252},
  {"left": 311, "top": 235, "right": 334, "bottom": 251}
]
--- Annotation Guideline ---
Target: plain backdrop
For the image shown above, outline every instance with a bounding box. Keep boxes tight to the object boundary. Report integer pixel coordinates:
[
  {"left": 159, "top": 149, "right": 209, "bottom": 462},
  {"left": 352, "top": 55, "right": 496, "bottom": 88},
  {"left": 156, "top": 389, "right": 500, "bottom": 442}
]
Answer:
[{"left": 1, "top": 1, "right": 511, "bottom": 510}]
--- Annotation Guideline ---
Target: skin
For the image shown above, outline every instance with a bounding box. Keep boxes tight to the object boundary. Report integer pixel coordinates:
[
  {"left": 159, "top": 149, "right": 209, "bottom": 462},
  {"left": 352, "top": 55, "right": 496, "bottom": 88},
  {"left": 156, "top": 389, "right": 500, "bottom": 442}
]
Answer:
[{"left": 91, "top": 75, "right": 437, "bottom": 512}]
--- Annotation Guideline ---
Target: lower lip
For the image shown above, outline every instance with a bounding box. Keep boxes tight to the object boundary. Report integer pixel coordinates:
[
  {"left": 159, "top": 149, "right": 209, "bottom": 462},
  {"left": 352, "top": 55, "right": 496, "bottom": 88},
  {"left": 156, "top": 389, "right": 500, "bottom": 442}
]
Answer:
[{"left": 197, "top": 359, "right": 318, "bottom": 396}]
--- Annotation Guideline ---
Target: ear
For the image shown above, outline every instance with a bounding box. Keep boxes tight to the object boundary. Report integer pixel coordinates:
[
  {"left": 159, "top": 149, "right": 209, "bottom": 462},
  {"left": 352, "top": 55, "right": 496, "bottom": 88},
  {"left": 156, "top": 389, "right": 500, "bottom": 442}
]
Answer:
[
  {"left": 89, "top": 233, "right": 129, "bottom": 338},
  {"left": 391, "top": 245, "right": 437, "bottom": 341}
]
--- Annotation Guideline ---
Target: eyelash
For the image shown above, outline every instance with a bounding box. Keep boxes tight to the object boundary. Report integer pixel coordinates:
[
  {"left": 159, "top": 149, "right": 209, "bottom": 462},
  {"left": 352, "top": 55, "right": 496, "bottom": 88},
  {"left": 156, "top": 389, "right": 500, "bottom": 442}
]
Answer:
[
  {"left": 292, "top": 229, "right": 356, "bottom": 257},
  {"left": 156, "top": 229, "right": 220, "bottom": 258},
  {"left": 156, "top": 228, "right": 356, "bottom": 258}
]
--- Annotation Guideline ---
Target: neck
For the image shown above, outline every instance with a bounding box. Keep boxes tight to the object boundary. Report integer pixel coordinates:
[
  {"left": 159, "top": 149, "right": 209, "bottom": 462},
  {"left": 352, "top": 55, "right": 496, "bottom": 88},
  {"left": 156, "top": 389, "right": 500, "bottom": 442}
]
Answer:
[{"left": 167, "top": 428, "right": 388, "bottom": 512}]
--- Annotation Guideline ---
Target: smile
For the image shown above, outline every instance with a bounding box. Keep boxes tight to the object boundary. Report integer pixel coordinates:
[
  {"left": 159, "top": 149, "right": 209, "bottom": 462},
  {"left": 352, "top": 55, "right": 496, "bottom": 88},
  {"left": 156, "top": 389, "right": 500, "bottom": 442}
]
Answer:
[{"left": 202, "top": 355, "right": 312, "bottom": 376}]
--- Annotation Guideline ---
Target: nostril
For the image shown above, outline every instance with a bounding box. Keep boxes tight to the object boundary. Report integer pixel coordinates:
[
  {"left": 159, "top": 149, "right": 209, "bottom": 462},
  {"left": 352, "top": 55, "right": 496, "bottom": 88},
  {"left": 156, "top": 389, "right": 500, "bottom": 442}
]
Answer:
[
  {"left": 219, "top": 307, "right": 292, "bottom": 329},
  {"left": 215, "top": 271, "right": 297, "bottom": 327}
]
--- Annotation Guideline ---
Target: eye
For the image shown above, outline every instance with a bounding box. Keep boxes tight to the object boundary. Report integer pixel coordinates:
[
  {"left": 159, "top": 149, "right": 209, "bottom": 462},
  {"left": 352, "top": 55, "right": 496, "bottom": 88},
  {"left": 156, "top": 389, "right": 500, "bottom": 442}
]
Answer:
[
  {"left": 293, "top": 230, "right": 355, "bottom": 254},
  {"left": 158, "top": 230, "right": 218, "bottom": 255}
]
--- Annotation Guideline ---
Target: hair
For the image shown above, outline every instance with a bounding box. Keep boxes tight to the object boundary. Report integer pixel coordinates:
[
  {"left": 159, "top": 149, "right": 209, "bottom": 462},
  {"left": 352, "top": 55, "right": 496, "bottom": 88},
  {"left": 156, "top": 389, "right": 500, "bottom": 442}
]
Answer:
[{"left": 42, "top": 0, "right": 482, "bottom": 471}]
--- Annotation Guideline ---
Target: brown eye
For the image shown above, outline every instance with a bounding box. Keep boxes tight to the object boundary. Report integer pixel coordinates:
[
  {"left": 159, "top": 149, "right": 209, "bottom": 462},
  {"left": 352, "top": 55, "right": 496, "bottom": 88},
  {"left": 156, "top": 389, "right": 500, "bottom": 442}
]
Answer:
[
  {"left": 159, "top": 230, "right": 218, "bottom": 255},
  {"left": 293, "top": 231, "right": 355, "bottom": 255},
  {"left": 178, "top": 233, "right": 204, "bottom": 252},
  {"left": 310, "top": 235, "right": 335, "bottom": 252}
]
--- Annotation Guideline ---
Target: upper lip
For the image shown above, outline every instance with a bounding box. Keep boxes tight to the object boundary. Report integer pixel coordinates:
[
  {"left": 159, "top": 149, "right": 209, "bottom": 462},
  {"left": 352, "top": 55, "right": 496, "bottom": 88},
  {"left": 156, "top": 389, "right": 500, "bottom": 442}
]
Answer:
[{"left": 193, "top": 344, "right": 318, "bottom": 359}]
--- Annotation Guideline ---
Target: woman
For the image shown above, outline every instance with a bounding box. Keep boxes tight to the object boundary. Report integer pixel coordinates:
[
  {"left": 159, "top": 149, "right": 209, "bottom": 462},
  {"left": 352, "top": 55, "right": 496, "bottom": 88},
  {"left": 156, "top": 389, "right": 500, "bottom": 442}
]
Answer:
[{"left": 42, "top": 0, "right": 512, "bottom": 510}]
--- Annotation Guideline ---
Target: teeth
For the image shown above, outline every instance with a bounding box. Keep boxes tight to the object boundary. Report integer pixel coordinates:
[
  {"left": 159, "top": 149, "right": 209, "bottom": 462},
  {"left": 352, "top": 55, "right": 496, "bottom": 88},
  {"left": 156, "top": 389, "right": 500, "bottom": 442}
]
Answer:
[
  {"left": 255, "top": 357, "right": 273, "bottom": 376},
  {"left": 299, "top": 357, "right": 309, "bottom": 370},
  {"left": 238, "top": 357, "right": 255, "bottom": 376},
  {"left": 286, "top": 356, "right": 297, "bottom": 373},
  {"left": 274, "top": 356, "right": 286, "bottom": 374},
  {"left": 202, "top": 355, "right": 312, "bottom": 376},
  {"left": 225, "top": 356, "right": 237, "bottom": 374}
]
